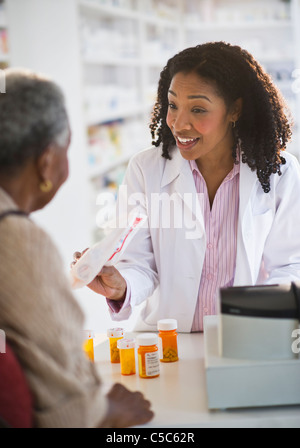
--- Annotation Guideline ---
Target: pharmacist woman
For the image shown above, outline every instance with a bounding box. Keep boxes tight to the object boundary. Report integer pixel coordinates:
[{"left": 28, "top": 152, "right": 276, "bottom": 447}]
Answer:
[{"left": 77, "top": 42, "right": 300, "bottom": 333}]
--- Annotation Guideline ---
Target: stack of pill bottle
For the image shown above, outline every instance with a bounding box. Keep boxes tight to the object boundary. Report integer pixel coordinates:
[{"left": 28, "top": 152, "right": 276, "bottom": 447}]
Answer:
[
  {"left": 136, "top": 333, "right": 160, "bottom": 378},
  {"left": 117, "top": 338, "right": 136, "bottom": 375},
  {"left": 157, "top": 319, "right": 179, "bottom": 362},
  {"left": 107, "top": 328, "right": 124, "bottom": 363}
]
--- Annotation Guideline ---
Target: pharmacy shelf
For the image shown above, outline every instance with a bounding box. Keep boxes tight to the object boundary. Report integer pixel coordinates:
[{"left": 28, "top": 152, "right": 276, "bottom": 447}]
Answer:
[
  {"left": 77, "top": 0, "right": 180, "bottom": 206},
  {"left": 84, "top": 105, "right": 148, "bottom": 127},
  {"left": 79, "top": 0, "right": 180, "bottom": 24},
  {"left": 184, "top": 19, "right": 292, "bottom": 31},
  {"left": 141, "top": 14, "right": 180, "bottom": 28},
  {"left": 78, "top": 0, "right": 138, "bottom": 19},
  {"left": 82, "top": 56, "right": 140, "bottom": 66},
  {"left": 88, "top": 152, "right": 135, "bottom": 179}
]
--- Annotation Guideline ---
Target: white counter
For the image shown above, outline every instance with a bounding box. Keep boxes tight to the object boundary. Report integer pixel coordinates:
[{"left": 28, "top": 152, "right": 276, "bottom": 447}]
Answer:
[{"left": 94, "top": 332, "right": 300, "bottom": 428}]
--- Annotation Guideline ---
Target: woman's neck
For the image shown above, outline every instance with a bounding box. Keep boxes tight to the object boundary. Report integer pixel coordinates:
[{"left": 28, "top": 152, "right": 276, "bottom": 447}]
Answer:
[
  {"left": 195, "top": 141, "right": 235, "bottom": 209},
  {"left": 0, "top": 170, "right": 37, "bottom": 214},
  {"left": 195, "top": 144, "right": 234, "bottom": 177}
]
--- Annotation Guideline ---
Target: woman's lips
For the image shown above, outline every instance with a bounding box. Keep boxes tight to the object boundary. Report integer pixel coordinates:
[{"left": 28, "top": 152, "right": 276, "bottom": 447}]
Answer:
[{"left": 175, "top": 136, "right": 199, "bottom": 151}]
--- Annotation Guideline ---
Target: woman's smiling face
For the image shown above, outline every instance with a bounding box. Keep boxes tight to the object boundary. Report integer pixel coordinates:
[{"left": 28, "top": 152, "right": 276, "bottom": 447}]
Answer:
[{"left": 166, "top": 71, "right": 238, "bottom": 162}]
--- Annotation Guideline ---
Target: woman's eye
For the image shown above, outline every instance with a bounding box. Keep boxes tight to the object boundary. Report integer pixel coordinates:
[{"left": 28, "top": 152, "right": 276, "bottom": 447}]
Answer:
[
  {"left": 192, "top": 108, "right": 206, "bottom": 114},
  {"left": 168, "top": 103, "right": 177, "bottom": 110}
]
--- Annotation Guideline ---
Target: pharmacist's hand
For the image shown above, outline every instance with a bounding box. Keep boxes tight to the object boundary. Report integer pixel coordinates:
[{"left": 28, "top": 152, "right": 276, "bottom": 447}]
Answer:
[
  {"left": 71, "top": 250, "right": 127, "bottom": 300},
  {"left": 71, "top": 249, "right": 88, "bottom": 266},
  {"left": 99, "top": 383, "right": 154, "bottom": 428},
  {"left": 87, "top": 265, "right": 127, "bottom": 301}
]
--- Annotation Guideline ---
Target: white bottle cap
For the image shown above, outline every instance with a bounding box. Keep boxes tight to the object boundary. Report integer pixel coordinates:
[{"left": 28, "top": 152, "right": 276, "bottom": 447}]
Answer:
[
  {"left": 107, "top": 328, "right": 124, "bottom": 338},
  {"left": 136, "top": 333, "right": 158, "bottom": 346},
  {"left": 117, "top": 338, "right": 135, "bottom": 349},
  {"left": 82, "top": 329, "right": 94, "bottom": 339},
  {"left": 157, "top": 319, "right": 177, "bottom": 331}
]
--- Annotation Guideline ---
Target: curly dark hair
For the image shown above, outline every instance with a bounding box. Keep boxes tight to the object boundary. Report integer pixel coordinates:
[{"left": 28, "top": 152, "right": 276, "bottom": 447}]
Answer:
[{"left": 150, "top": 41, "right": 292, "bottom": 193}]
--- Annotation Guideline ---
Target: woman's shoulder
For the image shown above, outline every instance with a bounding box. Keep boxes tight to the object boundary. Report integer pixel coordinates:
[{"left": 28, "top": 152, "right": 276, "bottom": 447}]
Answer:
[
  {"left": 281, "top": 150, "right": 300, "bottom": 170},
  {"left": 129, "top": 145, "right": 166, "bottom": 169},
  {"left": 277, "top": 150, "right": 300, "bottom": 183},
  {"left": 1, "top": 212, "right": 60, "bottom": 262}
]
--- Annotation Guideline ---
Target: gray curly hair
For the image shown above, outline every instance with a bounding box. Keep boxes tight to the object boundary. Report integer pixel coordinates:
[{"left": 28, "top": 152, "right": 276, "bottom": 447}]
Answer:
[{"left": 0, "top": 68, "right": 70, "bottom": 174}]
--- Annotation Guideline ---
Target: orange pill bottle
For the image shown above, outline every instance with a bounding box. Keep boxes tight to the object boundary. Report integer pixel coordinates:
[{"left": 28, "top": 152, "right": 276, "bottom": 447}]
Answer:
[
  {"left": 137, "top": 333, "right": 160, "bottom": 378},
  {"left": 157, "top": 319, "right": 179, "bottom": 362},
  {"left": 107, "top": 328, "right": 124, "bottom": 363},
  {"left": 82, "top": 330, "right": 95, "bottom": 362},
  {"left": 117, "top": 338, "right": 136, "bottom": 375}
]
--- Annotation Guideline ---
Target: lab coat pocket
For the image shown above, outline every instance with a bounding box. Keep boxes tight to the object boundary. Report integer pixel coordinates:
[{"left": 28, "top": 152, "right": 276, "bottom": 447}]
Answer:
[{"left": 252, "top": 208, "right": 273, "bottom": 262}]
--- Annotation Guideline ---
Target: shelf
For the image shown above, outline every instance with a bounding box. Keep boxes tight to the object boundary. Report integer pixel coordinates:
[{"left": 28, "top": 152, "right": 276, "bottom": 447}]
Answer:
[
  {"left": 184, "top": 19, "right": 292, "bottom": 31},
  {"left": 79, "top": 0, "right": 179, "bottom": 27},
  {"left": 140, "top": 13, "right": 180, "bottom": 29},
  {"left": 82, "top": 55, "right": 140, "bottom": 66},
  {"left": 78, "top": 0, "right": 138, "bottom": 19},
  {"left": 84, "top": 105, "right": 147, "bottom": 126},
  {"left": 88, "top": 152, "right": 134, "bottom": 178}
]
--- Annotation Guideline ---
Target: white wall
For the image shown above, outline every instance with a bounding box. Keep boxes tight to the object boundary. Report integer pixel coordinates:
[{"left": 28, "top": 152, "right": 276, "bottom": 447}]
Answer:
[{"left": 6, "top": 0, "right": 138, "bottom": 332}]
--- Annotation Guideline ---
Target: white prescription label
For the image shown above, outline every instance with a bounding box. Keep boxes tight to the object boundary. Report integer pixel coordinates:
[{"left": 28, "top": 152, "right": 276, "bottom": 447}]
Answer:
[
  {"left": 145, "top": 351, "right": 160, "bottom": 376},
  {"left": 158, "top": 337, "right": 163, "bottom": 359}
]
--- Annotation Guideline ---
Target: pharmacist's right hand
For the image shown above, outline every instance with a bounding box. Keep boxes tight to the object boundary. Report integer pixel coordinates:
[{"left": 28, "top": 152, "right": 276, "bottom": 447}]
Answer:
[
  {"left": 71, "top": 249, "right": 88, "bottom": 266},
  {"left": 87, "top": 265, "right": 127, "bottom": 302},
  {"left": 99, "top": 383, "right": 154, "bottom": 428}
]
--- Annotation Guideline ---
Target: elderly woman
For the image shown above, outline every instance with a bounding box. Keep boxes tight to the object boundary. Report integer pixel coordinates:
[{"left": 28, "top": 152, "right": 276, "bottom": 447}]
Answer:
[
  {"left": 77, "top": 42, "right": 300, "bottom": 333},
  {"left": 0, "top": 69, "right": 153, "bottom": 428}
]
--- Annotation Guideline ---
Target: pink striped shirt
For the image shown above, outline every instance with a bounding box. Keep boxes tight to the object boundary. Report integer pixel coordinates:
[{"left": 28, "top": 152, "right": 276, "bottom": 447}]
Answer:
[{"left": 190, "top": 159, "right": 240, "bottom": 332}]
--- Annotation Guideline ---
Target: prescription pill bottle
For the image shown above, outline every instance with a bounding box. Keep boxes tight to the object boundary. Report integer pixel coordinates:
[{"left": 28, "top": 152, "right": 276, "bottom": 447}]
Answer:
[
  {"left": 117, "top": 338, "right": 136, "bottom": 375},
  {"left": 82, "top": 330, "right": 94, "bottom": 362},
  {"left": 157, "top": 319, "right": 179, "bottom": 362},
  {"left": 107, "top": 328, "right": 124, "bottom": 363},
  {"left": 137, "top": 333, "right": 160, "bottom": 378}
]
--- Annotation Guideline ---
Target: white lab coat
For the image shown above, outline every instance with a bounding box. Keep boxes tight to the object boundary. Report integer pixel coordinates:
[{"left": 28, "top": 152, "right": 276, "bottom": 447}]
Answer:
[{"left": 112, "top": 146, "right": 300, "bottom": 332}]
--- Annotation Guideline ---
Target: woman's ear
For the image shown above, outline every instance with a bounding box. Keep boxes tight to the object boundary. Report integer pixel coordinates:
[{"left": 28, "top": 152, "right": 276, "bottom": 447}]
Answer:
[
  {"left": 35, "top": 145, "right": 55, "bottom": 182},
  {"left": 231, "top": 97, "right": 243, "bottom": 122}
]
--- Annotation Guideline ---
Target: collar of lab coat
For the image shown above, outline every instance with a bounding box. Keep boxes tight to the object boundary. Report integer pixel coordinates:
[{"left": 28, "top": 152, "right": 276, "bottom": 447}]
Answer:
[
  {"left": 160, "top": 148, "right": 205, "bottom": 239},
  {"left": 160, "top": 147, "right": 186, "bottom": 189},
  {"left": 160, "top": 146, "right": 258, "bottom": 219}
]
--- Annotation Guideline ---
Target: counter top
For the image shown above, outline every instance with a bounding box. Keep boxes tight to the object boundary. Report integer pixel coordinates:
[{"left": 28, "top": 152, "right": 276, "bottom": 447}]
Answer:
[{"left": 94, "top": 332, "right": 300, "bottom": 428}]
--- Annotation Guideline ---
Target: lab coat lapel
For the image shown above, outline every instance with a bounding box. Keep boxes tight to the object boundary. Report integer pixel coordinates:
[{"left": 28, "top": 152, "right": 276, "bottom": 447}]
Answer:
[
  {"left": 160, "top": 149, "right": 205, "bottom": 297},
  {"left": 234, "top": 160, "right": 258, "bottom": 285},
  {"left": 161, "top": 149, "right": 205, "bottom": 240}
]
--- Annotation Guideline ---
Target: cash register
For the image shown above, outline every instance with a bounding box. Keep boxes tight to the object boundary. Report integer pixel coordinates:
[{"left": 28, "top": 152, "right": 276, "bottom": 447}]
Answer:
[{"left": 204, "top": 282, "right": 300, "bottom": 409}]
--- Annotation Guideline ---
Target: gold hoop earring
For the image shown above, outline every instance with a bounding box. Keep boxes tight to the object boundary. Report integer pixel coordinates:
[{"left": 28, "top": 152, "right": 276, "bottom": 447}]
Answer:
[{"left": 39, "top": 180, "right": 53, "bottom": 193}]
